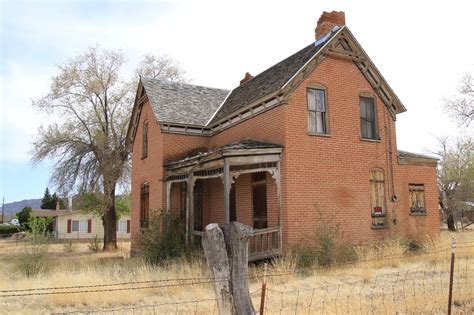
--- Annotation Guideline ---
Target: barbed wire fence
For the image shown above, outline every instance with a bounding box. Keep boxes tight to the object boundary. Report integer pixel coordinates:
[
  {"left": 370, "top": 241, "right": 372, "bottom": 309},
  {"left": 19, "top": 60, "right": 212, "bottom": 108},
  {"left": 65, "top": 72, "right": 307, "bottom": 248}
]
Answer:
[{"left": 1, "top": 239, "right": 473, "bottom": 314}]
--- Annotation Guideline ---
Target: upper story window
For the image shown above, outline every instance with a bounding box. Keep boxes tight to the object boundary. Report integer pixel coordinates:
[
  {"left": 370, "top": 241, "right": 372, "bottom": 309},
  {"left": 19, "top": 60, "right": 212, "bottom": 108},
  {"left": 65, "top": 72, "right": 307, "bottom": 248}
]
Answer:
[
  {"left": 307, "top": 88, "right": 328, "bottom": 134},
  {"left": 370, "top": 169, "right": 386, "bottom": 227},
  {"left": 360, "top": 97, "right": 377, "bottom": 140},
  {"left": 142, "top": 121, "right": 148, "bottom": 159},
  {"left": 140, "top": 183, "right": 150, "bottom": 229},
  {"left": 409, "top": 184, "right": 426, "bottom": 215}
]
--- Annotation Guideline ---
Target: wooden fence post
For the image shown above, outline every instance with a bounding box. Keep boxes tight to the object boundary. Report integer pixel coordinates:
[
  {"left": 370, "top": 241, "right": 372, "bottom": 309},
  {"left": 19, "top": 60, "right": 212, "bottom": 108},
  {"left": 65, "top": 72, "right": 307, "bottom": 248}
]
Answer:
[
  {"left": 202, "top": 222, "right": 256, "bottom": 315},
  {"left": 259, "top": 263, "right": 268, "bottom": 315},
  {"left": 447, "top": 234, "right": 456, "bottom": 315},
  {"left": 202, "top": 223, "right": 234, "bottom": 315},
  {"left": 222, "top": 222, "right": 256, "bottom": 315}
]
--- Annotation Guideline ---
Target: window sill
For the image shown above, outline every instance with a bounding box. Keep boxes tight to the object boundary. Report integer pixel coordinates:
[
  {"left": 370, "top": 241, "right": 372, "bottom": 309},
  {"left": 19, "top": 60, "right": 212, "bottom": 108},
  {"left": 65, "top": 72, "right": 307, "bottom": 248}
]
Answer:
[
  {"left": 371, "top": 225, "right": 388, "bottom": 230},
  {"left": 410, "top": 212, "right": 427, "bottom": 216},
  {"left": 141, "top": 156, "right": 148, "bottom": 161},
  {"left": 360, "top": 137, "right": 381, "bottom": 143},
  {"left": 308, "top": 132, "right": 331, "bottom": 138}
]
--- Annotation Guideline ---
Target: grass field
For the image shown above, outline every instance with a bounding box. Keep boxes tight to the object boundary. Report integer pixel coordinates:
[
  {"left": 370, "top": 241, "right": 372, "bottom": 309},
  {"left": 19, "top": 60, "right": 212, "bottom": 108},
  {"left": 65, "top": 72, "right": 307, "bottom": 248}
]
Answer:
[{"left": 0, "top": 230, "right": 473, "bottom": 314}]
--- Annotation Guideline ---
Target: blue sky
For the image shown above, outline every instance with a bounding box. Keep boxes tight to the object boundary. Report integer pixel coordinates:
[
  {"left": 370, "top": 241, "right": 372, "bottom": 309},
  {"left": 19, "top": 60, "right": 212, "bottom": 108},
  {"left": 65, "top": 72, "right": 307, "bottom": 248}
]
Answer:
[{"left": 1, "top": 0, "right": 473, "bottom": 203}]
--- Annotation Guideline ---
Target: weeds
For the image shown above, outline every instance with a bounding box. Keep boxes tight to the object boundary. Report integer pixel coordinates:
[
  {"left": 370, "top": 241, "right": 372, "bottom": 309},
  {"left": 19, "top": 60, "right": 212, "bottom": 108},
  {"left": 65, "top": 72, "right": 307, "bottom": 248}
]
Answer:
[
  {"left": 63, "top": 240, "right": 78, "bottom": 253},
  {"left": 137, "top": 211, "right": 191, "bottom": 265},
  {"left": 88, "top": 236, "right": 102, "bottom": 252},
  {"left": 16, "top": 217, "right": 50, "bottom": 278}
]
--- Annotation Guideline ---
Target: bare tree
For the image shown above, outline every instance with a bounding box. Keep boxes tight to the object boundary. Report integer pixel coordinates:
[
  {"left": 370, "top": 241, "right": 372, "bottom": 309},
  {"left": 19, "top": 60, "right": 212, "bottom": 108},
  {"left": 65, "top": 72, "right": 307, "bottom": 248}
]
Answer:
[
  {"left": 445, "top": 73, "right": 474, "bottom": 127},
  {"left": 32, "top": 46, "right": 186, "bottom": 251},
  {"left": 137, "top": 54, "right": 187, "bottom": 82},
  {"left": 436, "top": 136, "right": 474, "bottom": 230}
]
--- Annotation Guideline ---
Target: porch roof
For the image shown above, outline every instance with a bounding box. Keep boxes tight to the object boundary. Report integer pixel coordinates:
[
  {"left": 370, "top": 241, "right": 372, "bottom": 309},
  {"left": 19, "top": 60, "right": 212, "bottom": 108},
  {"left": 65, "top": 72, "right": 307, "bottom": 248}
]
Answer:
[{"left": 165, "top": 139, "right": 282, "bottom": 171}]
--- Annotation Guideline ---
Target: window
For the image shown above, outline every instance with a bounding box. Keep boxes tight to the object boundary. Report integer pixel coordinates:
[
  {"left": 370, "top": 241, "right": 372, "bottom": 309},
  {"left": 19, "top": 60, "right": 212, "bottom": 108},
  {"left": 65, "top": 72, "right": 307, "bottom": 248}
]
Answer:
[
  {"left": 142, "top": 121, "right": 148, "bottom": 159},
  {"left": 360, "top": 97, "right": 377, "bottom": 140},
  {"left": 409, "top": 184, "right": 426, "bottom": 215},
  {"left": 117, "top": 220, "right": 127, "bottom": 232},
  {"left": 370, "top": 169, "right": 386, "bottom": 227},
  {"left": 252, "top": 172, "right": 268, "bottom": 229},
  {"left": 307, "top": 88, "right": 328, "bottom": 134},
  {"left": 140, "top": 183, "right": 150, "bottom": 228},
  {"left": 71, "top": 220, "right": 79, "bottom": 232},
  {"left": 71, "top": 220, "right": 87, "bottom": 232}
]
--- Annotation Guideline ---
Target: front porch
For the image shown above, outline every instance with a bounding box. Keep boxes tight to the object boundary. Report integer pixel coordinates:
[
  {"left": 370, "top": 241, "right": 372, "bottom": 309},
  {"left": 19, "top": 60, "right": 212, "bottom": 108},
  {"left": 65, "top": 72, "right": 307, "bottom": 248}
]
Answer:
[{"left": 165, "top": 140, "right": 283, "bottom": 261}]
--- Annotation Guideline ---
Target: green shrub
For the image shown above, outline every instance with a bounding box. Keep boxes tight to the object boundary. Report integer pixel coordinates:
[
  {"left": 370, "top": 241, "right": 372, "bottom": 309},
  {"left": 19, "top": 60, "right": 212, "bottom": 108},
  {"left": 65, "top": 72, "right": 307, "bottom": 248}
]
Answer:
[
  {"left": 88, "top": 236, "right": 102, "bottom": 252},
  {"left": 16, "top": 218, "right": 51, "bottom": 278},
  {"left": 27, "top": 217, "right": 52, "bottom": 245},
  {"left": 0, "top": 225, "right": 21, "bottom": 236},
  {"left": 63, "top": 239, "right": 78, "bottom": 252},
  {"left": 137, "top": 211, "right": 189, "bottom": 265}
]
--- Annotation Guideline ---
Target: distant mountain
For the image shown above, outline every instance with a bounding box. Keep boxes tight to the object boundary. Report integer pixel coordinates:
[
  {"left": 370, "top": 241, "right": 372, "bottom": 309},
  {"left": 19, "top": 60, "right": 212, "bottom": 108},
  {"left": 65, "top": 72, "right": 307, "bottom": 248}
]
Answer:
[{"left": 1, "top": 199, "right": 42, "bottom": 220}]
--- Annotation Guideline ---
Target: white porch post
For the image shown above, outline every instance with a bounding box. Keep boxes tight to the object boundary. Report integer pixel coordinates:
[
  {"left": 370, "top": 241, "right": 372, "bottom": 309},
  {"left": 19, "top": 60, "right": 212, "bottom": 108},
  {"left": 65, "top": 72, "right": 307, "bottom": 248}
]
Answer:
[
  {"left": 223, "top": 163, "right": 231, "bottom": 224},
  {"left": 272, "top": 161, "right": 283, "bottom": 253}
]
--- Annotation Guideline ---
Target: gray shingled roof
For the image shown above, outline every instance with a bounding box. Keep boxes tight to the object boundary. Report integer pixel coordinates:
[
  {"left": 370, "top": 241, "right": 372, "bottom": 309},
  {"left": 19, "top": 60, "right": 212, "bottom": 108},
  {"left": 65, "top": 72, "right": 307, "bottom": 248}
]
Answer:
[
  {"left": 142, "top": 28, "right": 341, "bottom": 127},
  {"left": 165, "top": 139, "right": 282, "bottom": 167},
  {"left": 208, "top": 28, "right": 341, "bottom": 125},
  {"left": 141, "top": 78, "right": 229, "bottom": 126},
  {"left": 398, "top": 150, "right": 439, "bottom": 160}
]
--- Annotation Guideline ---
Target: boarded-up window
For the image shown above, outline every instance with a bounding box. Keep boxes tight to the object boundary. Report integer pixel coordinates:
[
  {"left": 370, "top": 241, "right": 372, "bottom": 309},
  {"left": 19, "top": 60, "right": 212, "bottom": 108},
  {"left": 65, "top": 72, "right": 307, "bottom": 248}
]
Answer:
[
  {"left": 370, "top": 169, "right": 386, "bottom": 227},
  {"left": 140, "top": 183, "right": 150, "bottom": 229},
  {"left": 409, "top": 184, "right": 426, "bottom": 214},
  {"left": 194, "top": 180, "right": 204, "bottom": 231},
  {"left": 252, "top": 172, "right": 268, "bottom": 229},
  {"left": 142, "top": 121, "right": 148, "bottom": 159},
  {"left": 360, "top": 97, "right": 377, "bottom": 140},
  {"left": 307, "top": 88, "right": 328, "bottom": 134},
  {"left": 87, "top": 219, "right": 92, "bottom": 233},
  {"left": 230, "top": 184, "right": 236, "bottom": 222}
]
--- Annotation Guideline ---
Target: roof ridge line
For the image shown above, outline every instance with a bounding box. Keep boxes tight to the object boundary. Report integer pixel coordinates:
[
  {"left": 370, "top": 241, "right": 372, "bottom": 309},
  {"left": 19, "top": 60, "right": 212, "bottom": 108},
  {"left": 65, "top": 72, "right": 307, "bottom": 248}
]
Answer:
[{"left": 141, "top": 77, "right": 230, "bottom": 92}]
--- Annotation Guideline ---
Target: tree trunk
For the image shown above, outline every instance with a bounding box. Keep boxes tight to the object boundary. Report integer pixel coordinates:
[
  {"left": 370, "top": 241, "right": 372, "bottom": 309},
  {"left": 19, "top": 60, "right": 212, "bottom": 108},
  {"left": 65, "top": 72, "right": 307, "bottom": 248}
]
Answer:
[
  {"left": 103, "top": 185, "right": 118, "bottom": 251},
  {"left": 447, "top": 213, "right": 456, "bottom": 231}
]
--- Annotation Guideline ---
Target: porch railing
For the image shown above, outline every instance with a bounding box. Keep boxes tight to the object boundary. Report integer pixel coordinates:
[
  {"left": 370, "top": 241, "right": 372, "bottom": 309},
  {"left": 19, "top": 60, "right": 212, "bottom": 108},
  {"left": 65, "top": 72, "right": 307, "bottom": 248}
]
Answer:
[
  {"left": 192, "top": 225, "right": 282, "bottom": 261},
  {"left": 249, "top": 226, "right": 281, "bottom": 261}
]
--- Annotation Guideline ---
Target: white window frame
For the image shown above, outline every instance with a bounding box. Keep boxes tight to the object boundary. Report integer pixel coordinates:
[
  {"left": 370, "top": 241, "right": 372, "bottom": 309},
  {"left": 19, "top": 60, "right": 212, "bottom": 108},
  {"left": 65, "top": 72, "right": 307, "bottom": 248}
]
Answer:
[{"left": 117, "top": 220, "right": 127, "bottom": 233}]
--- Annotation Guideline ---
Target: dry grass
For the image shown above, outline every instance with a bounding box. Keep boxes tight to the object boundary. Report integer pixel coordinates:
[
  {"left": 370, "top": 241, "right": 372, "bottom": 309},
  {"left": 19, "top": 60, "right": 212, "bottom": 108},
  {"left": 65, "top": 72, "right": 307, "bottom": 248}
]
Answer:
[{"left": 0, "top": 230, "right": 473, "bottom": 314}]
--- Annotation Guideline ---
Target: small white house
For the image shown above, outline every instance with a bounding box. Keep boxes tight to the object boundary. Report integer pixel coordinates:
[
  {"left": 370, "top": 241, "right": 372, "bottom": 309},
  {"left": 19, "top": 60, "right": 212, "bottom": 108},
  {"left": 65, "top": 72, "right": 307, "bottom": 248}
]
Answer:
[{"left": 31, "top": 209, "right": 130, "bottom": 240}]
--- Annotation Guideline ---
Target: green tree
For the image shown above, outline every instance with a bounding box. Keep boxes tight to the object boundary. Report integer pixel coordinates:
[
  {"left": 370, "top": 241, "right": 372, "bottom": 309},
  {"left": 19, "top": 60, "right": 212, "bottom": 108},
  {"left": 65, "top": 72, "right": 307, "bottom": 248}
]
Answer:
[
  {"left": 41, "top": 188, "right": 52, "bottom": 209},
  {"left": 17, "top": 207, "right": 32, "bottom": 227},
  {"left": 32, "top": 46, "right": 186, "bottom": 251},
  {"left": 41, "top": 188, "right": 65, "bottom": 209}
]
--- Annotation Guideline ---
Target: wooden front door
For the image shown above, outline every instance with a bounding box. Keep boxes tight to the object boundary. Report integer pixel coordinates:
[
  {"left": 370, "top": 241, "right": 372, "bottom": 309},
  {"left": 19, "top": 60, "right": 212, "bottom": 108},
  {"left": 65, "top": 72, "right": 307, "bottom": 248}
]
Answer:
[{"left": 252, "top": 172, "right": 267, "bottom": 229}]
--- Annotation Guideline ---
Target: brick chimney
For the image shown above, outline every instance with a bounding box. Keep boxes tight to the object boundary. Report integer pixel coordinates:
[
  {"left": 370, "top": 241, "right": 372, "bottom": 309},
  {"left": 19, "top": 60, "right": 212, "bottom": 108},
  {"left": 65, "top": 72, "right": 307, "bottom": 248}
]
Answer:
[
  {"left": 240, "top": 72, "right": 253, "bottom": 85},
  {"left": 315, "top": 11, "right": 345, "bottom": 40}
]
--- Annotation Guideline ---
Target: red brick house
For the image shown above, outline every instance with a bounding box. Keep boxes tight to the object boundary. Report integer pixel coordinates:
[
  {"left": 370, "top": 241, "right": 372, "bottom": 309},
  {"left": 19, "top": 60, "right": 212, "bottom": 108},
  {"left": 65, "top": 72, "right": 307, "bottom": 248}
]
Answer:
[{"left": 127, "top": 11, "right": 439, "bottom": 260}]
